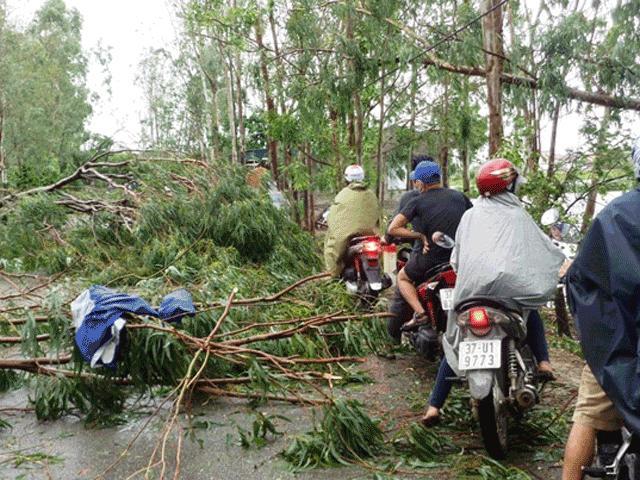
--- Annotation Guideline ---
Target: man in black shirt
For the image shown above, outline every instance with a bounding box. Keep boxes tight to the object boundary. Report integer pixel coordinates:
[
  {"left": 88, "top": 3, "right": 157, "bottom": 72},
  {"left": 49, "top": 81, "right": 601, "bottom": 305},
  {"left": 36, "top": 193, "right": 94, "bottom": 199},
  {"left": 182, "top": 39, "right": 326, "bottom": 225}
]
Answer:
[
  {"left": 386, "top": 160, "right": 473, "bottom": 339},
  {"left": 385, "top": 154, "right": 434, "bottom": 245}
]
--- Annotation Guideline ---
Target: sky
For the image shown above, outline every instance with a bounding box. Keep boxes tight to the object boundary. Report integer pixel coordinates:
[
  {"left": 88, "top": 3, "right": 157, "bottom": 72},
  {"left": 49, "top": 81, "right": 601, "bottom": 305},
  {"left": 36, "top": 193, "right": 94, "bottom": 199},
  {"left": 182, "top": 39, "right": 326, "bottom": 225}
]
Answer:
[{"left": 4, "top": 0, "right": 629, "bottom": 154}]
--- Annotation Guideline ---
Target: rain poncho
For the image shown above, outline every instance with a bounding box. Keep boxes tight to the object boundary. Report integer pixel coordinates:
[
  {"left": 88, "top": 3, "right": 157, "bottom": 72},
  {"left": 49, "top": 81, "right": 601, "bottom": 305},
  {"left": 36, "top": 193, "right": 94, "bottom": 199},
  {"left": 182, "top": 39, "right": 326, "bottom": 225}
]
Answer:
[
  {"left": 71, "top": 286, "right": 195, "bottom": 369},
  {"left": 323, "top": 182, "right": 381, "bottom": 277},
  {"left": 443, "top": 192, "right": 565, "bottom": 372},
  {"left": 567, "top": 187, "right": 640, "bottom": 433}
]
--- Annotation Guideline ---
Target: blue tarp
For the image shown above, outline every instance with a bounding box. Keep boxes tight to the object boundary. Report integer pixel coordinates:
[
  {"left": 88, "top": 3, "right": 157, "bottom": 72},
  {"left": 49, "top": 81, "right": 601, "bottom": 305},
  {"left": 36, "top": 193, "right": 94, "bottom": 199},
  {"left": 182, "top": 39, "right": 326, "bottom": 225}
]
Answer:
[
  {"left": 567, "top": 187, "right": 640, "bottom": 433},
  {"left": 71, "top": 286, "right": 196, "bottom": 369}
]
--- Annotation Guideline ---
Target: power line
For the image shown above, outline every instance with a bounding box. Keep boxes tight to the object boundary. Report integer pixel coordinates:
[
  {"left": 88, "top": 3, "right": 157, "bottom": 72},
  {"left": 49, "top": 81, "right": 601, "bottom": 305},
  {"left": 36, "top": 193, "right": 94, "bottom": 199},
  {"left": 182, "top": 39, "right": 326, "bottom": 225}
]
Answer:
[{"left": 364, "top": 0, "right": 510, "bottom": 89}]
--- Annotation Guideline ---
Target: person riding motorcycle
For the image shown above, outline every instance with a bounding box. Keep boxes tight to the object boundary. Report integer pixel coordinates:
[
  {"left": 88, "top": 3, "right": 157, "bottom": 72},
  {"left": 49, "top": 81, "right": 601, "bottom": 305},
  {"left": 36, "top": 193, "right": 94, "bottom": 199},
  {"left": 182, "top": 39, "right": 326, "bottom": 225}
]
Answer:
[
  {"left": 561, "top": 139, "right": 640, "bottom": 480},
  {"left": 422, "top": 158, "right": 565, "bottom": 426},
  {"left": 386, "top": 160, "right": 473, "bottom": 342},
  {"left": 385, "top": 154, "right": 435, "bottom": 245},
  {"left": 323, "top": 165, "right": 382, "bottom": 278}
]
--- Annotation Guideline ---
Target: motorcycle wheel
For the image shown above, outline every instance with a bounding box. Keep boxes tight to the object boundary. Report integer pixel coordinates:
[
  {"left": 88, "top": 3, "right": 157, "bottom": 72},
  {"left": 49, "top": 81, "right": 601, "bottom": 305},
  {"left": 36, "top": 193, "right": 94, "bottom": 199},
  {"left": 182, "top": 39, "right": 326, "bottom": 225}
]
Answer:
[
  {"left": 478, "top": 372, "right": 509, "bottom": 459},
  {"left": 358, "top": 288, "right": 380, "bottom": 310}
]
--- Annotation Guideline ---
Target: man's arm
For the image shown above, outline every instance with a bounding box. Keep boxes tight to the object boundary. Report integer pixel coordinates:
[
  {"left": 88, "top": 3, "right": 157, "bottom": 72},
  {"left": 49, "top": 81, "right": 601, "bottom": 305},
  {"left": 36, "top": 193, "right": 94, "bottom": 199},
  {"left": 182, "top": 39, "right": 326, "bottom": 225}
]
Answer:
[{"left": 388, "top": 213, "right": 429, "bottom": 254}]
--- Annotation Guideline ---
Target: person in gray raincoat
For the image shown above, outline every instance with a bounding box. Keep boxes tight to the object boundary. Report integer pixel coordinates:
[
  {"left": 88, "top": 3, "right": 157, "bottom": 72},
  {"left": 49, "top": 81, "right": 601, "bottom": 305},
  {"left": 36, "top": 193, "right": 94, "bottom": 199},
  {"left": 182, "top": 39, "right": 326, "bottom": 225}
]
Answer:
[{"left": 421, "top": 158, "right": 566, "bottom": 426}]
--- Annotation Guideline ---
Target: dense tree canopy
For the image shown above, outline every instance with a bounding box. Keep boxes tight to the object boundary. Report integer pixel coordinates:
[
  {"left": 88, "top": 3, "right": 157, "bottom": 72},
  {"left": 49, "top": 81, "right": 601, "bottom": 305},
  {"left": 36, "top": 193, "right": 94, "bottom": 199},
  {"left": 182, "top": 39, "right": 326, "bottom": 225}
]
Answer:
[
  {"left": 0, "top": 0, "right": 93, "bottom": 188},
  {"left": 1, "top": 0, "right": 638, "bottom": 229}
]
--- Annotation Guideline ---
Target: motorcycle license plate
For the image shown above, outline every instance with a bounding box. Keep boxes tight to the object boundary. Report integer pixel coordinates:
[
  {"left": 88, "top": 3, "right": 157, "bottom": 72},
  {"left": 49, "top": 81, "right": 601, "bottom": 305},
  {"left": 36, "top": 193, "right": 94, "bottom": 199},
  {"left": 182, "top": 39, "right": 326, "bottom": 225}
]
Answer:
[
  {"left": 439, "top": 288, "right": 454, "bottom": 311},
  {"left": 459, "top": 340, "right": 501, "bottom": 371}
]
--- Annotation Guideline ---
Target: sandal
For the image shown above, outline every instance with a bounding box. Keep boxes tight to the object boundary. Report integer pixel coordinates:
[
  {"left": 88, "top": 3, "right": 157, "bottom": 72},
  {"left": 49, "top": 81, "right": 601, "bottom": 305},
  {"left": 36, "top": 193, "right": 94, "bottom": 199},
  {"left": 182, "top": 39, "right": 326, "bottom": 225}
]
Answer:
[
  {"left": 401, "top": 312, "right": 430, "bottom": 332},
  {"left": 421, "top": 413, "right": 441, "bottom": 428},
  {"left": 536, "top": 369, "right": 556, "bottom": 382}
]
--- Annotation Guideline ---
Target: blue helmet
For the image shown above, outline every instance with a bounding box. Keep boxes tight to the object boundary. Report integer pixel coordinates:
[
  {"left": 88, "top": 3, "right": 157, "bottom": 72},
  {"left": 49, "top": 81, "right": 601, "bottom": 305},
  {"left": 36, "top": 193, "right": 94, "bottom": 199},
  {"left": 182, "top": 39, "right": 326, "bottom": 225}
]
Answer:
[
  {"left": 413, "top": 160, "right": 441, "bottom": 184},
  {"left": 409, "top": 155, "right": 435, "bottom": 181}
]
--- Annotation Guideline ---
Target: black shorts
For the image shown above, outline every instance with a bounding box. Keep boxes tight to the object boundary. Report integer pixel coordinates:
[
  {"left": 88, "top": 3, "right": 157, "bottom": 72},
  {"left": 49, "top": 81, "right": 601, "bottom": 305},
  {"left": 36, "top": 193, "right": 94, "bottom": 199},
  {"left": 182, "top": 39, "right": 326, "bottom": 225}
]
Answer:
[{"left": 403, "top": 252, "right": 442, "bottom": 284}]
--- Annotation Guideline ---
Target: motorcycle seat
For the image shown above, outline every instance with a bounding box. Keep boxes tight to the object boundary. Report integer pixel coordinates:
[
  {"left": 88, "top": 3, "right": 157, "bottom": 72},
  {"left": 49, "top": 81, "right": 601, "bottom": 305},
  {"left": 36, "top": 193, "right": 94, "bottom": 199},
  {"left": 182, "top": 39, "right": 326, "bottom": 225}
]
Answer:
[
  {"left": 422, "top": 262, "right": 453, "bottom": 280},
  {"left": 349, "top": 235, "right": 377, "bottom": 245}
]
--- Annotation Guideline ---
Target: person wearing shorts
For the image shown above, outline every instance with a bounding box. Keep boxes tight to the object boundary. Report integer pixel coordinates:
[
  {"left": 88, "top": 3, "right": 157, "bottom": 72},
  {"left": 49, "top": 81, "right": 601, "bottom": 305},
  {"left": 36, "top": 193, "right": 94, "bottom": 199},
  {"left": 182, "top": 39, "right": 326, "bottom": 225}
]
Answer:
[
  {"left": 573, "top": 365, "right": 623, "bottom": 432},
  {"left": 387, "top": 160, "right": 472, "bottom": 340}
]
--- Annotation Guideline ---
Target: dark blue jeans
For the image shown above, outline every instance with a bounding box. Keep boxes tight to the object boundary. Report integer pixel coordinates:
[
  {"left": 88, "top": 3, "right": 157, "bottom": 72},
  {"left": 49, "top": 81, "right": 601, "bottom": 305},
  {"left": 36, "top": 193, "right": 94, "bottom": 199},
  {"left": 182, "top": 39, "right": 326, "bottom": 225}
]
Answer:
[{"left": 429, "top": 310, "right": 550, "bottom": 409}]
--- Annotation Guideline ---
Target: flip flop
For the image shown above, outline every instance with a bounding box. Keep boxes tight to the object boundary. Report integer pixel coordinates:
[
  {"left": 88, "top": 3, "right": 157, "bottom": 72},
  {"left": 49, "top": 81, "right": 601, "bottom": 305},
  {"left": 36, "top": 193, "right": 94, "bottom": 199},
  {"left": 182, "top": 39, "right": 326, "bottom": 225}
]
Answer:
[
  {"left": 537, "top": 370, "right": 556, "bottom": 382},
  {"left": 401, "top": 313, "right": 430, "bottom": 332}
]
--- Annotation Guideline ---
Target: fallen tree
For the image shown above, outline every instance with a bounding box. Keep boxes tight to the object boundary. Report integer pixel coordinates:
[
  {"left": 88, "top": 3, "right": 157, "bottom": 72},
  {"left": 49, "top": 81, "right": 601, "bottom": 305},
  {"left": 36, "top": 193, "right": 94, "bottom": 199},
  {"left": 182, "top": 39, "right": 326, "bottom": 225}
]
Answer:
[{"left": 0, "top": 273, "right": 393, "bottom": 477}]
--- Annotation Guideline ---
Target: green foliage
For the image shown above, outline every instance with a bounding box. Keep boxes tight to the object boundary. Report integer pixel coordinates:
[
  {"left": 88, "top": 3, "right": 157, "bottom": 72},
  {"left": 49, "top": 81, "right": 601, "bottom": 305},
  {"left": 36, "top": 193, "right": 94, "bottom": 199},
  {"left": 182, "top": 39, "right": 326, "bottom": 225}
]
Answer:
[
  {"left": 393, "top": 423, "right": 453, "bottom": 462},
  {"left": 123, "top": 328, "right": 191, "bottom": 387},
  {"left": 0, "top": 162, "right": 321, "bottom": 282},
  {"left": 237, "top": 411, "right": 288, "bottom": 449},
  {"left": 283, "top": 399, "right": 384, "bottom": 470},
  {"left": 0, "top": 416, "right": 11, "bottom": 430},
  {"left": 29, "top": 376, "right": 127, "bottom": 426},
  {"left": 461, "top": 457, "right": 532, "bottom": 479},
  {"left": 0, "top": 0, "right": 95, "bottom": 188},
  {"left": 0, "top": 370, "right": 21, "bottom": 392},
  {"left": 11, "top": 452, "right": 64, "bottom": 467}
]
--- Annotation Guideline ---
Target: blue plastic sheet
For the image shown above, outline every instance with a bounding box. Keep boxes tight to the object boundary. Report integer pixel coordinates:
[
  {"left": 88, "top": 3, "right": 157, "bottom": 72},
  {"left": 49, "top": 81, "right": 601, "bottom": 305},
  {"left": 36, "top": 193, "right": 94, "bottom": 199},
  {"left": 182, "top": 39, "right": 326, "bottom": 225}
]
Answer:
[
  {"left": 567, "top": 187, "right": 640, "bottom": 433},
  {"left": 71, "top": 286, "right": 196, "bottom": 369}
]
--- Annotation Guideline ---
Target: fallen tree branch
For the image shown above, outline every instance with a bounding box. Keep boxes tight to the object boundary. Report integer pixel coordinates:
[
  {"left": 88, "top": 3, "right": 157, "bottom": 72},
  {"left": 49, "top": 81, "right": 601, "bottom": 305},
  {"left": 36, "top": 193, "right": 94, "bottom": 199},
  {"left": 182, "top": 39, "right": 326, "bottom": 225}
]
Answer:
[
  {"left": 198, "top": 272, "right": 331, "bottom": 309},
  {"left": 0, "top": 155, "right": 135, "bottom": 207},
  {"left": 0, "top": 334, "right": 50, "bottom": 344}
]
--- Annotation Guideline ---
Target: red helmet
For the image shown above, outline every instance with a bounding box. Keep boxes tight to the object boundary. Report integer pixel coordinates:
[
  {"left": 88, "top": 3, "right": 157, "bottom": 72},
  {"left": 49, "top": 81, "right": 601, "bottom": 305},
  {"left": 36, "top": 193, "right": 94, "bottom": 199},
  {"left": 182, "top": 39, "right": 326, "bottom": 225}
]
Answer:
[{"left": 476, "top": 158, "right": 518, "bottom": 196}]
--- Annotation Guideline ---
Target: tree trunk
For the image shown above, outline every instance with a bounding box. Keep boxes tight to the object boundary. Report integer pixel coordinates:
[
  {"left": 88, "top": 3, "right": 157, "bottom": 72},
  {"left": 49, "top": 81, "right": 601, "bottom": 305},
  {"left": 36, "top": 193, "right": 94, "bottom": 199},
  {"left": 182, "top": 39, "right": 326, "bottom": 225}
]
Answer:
[
  {"left": 255, "top": 17, "right": 280, "bottom": 184},
  {"left": 525, "top": 94, "right": 539, "bottom": 173},
  {"left": 376, "top": 68, "right": 385, "bottom": 201},
  {"left": 307, "top": 143, "right": 315, "bottom": 234},
  {"left": 219, "top": 43, "right": 238, "bottom": 164},
  {"left": 0, "top": 96, "right": 6, "bottom": 187},
  {"left": 581, "top": 107, "right": 611, "bottom": 233},
  {"left": 330, "top": 109, "right": 342, "bottom": 191},
  {"left": 197, "top": 47, "right": 221, "bottom": 164},
  {"left": 547, "top": 102, "right": 560, "bottom": 178},
  {"left": 440, "top": 78, "right": 450, "bottom": 187},
  {"left": 355, "top": 94, "right": 364, "bottom": 165},
  {"left": 407, "top": 64, "right": 418, "bottom": 189},
  {"left": 482, "top": 0, "right": 504, "bottom": 156},
  {"left": 234, "top": 52, "right": 245, "bottom": 163},
  {"left": 461, "top": 145, "right": 470, "bottom": 194},
  {"left": 554, "top": 289, "right": 572, "bottom": 337},
  {"left": 268, "top": 7, "right": 287, "bottom": 115}
]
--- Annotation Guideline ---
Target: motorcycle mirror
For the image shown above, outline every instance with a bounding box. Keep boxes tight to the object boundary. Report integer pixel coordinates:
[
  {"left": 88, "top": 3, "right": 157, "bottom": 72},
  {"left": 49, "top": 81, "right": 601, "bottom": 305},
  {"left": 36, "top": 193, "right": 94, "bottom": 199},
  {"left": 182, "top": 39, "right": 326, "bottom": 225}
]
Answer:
[
  {"left": 541, "top": 208, "right": 560, "bottom": 226},
  {"left": 433, "top": 232, "right": 455, "bottom": 249}
]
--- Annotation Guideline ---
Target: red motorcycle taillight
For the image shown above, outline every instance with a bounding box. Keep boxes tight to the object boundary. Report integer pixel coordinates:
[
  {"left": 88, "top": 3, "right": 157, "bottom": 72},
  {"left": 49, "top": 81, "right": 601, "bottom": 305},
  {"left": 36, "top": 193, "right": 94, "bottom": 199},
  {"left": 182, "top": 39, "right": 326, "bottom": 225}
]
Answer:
[
  {"left": 468, "top": 307, "right": 491, "bottom": 336},
  {"left": 441, "top": 269, "right": 457, "bottom": 287},
  {"left": 362, "top": 240, "right": 380, "bottom": 253},
  {"left": 362, "top": 239, "right": 381, "bottom": 261}
]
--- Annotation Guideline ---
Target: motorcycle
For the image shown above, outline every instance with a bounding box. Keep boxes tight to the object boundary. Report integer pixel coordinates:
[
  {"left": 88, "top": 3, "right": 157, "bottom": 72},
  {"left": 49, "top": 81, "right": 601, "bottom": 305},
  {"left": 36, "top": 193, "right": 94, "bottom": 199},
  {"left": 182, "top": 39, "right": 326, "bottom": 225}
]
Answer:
[
  {"left": 433, "top": 233, "right": 546, "bottom": 459},
  {"left": 583, "top": 427, "right": 640, "bottom": 479},
  {"left": 541, "top": 207, "right": 581, "bottom": 260},
  {"left": 544, "top": 208, "right": 640, "bottom": 479},
  {"left": 454, "top": 298, "right": 544, "bottom": 459},
  {"left": 341, "top": 235, "right": 392, "bottom": 304},
  {"left": 401, "top": 261, "right": 457, "bottom": 360}
]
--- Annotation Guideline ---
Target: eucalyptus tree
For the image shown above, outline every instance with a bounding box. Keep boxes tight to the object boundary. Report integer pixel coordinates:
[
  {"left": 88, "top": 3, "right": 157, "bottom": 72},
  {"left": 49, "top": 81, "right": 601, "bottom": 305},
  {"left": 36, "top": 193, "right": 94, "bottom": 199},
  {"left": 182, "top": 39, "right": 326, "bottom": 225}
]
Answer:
[{"left": 0, "top": 0, "right": 93, "bottom": 188}]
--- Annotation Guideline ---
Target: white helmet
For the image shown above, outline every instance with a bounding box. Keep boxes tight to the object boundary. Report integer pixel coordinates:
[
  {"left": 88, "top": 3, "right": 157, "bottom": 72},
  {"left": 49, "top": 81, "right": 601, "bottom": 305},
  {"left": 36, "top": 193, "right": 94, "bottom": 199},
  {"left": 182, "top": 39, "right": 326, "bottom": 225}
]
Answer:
[
  {"left": 632, "top": 137, "right": 640, "bottom": 180},
  {"left": 344, "top": 164, "right": 365, "bottom": 183}
]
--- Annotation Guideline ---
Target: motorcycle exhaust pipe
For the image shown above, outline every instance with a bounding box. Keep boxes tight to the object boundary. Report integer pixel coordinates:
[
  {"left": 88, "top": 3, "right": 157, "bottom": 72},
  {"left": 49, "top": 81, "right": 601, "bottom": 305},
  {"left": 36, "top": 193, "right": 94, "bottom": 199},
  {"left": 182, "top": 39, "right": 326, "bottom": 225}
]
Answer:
[{"left": 515, "top": 384, "right": 537, "bottom": 409}]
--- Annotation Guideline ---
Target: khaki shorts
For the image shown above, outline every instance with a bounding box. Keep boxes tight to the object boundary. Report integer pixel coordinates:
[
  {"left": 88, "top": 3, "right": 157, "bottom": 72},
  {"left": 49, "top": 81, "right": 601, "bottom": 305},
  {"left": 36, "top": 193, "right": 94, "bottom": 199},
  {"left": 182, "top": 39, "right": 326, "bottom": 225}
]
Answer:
[{"left": 572, "top": 365, "right": 623, "bottom": 431}]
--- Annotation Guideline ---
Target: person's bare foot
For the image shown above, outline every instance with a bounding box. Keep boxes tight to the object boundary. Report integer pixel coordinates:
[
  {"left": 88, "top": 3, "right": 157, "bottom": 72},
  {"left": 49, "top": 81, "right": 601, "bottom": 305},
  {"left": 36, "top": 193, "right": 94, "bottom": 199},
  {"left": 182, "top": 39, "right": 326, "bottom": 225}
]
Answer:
[{"left": 421, "top": 406, "right": 441, "bottom": 427}]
